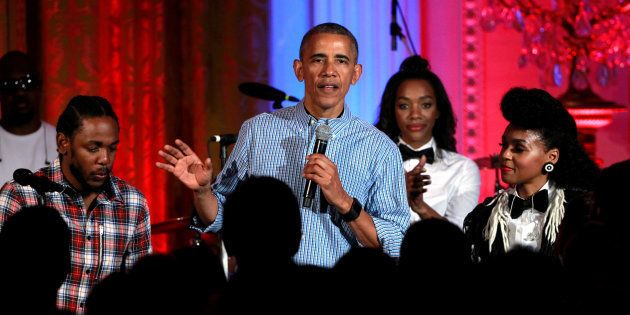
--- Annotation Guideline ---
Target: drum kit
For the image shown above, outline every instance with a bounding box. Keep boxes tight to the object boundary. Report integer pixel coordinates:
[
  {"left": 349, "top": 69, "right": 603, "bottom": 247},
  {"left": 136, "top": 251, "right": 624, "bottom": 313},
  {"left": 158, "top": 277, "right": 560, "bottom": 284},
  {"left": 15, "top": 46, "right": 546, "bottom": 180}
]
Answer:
[{"left": 151, "top": 215, "right": 190, "bottom": 235}]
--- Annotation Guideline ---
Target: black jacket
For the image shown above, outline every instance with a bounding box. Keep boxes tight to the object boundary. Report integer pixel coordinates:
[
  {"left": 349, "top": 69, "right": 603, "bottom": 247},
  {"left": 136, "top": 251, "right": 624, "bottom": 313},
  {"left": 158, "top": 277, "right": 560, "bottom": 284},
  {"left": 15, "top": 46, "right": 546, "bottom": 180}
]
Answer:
[{"left": 463, "top": 188, "right": 595, "bottom": 263}]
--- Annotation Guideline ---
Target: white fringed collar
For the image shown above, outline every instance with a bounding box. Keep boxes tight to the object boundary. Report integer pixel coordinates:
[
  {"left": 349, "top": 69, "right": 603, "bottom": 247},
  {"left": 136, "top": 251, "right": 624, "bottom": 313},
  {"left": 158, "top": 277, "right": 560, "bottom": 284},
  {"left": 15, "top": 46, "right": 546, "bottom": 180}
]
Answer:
[{"left": 483, "top": 184, "right": 567, "bottom": 253}]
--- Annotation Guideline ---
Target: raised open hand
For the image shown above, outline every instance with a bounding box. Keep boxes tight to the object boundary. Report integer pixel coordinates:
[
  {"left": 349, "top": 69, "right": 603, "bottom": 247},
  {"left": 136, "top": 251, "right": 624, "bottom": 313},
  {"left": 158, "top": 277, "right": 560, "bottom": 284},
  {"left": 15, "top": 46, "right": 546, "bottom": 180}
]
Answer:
[{"left": 156, "top": 139, "right": 213, "bottom": 191}]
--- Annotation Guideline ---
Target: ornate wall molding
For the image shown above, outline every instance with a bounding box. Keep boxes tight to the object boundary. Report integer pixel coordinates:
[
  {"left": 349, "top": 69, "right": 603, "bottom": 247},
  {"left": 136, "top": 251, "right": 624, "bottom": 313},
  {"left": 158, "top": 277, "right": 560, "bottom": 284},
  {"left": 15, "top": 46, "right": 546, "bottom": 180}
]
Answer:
[{"left": 463, "top": 0, "right": 483, "bottom": 158}]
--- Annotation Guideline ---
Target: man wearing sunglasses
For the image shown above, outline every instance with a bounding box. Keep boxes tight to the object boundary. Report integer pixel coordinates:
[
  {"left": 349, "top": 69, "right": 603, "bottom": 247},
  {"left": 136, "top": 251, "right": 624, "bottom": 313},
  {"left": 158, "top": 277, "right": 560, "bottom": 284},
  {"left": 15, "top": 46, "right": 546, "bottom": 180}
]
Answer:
[{"left": 0, "top": 51, "right": 57, "bottom": 184}]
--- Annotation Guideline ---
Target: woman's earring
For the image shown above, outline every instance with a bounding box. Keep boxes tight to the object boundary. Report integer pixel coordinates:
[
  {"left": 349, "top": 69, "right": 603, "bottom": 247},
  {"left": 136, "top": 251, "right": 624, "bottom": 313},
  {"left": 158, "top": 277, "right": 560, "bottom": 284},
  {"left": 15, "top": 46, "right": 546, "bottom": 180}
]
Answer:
[{"left": 542, "top": 162, "right": 555, "bottom": 174}]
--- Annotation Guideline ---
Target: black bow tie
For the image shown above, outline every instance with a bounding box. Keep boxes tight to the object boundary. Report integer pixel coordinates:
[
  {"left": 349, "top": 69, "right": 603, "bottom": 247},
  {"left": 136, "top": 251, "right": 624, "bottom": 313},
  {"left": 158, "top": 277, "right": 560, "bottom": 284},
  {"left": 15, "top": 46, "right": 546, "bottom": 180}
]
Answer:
[
  {"left": 508, "top": 189, "right": 549, "bottom": 219},
  {"left": 398, "top": 144, "right": 435, "bottom": 164}
]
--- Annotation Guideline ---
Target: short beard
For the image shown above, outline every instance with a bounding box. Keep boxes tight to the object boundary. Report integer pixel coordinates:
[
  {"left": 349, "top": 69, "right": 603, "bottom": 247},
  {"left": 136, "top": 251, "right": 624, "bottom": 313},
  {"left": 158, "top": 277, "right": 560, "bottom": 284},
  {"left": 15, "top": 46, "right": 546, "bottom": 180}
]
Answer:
[{"left": 69, "top": 163, "right": 109, "bottom": 193}]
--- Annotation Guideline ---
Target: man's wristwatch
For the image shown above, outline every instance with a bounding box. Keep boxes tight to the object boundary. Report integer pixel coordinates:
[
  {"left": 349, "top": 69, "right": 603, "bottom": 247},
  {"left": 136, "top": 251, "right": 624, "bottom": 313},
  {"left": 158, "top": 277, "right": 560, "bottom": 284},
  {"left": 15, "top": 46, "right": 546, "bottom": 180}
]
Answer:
[{"left": 341, "top": 197, "right": 362, "bottom": 222}]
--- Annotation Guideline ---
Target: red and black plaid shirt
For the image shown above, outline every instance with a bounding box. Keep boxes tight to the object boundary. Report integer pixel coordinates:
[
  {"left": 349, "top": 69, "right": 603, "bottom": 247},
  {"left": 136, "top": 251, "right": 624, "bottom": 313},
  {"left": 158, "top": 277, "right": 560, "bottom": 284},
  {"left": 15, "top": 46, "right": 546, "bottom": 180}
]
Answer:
[{"left": 0, "top": 159, "right": 152, "bottom": 314}]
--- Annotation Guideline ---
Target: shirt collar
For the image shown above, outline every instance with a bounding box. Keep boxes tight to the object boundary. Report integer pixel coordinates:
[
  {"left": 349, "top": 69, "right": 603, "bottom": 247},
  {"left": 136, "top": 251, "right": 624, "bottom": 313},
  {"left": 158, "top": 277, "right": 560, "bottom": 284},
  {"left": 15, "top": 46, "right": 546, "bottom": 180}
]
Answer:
[
  {"left": 513, "top": 180, "right": 555, "bottom": 200},
  {"left": 293, "top": 101, "right": 353, "bottom": 137},
  {"left": 43, "top": 158, "right": 122, "bottom": 202},
  {"left": 397, "top": 137, "right": 435, "bottom": 151}
]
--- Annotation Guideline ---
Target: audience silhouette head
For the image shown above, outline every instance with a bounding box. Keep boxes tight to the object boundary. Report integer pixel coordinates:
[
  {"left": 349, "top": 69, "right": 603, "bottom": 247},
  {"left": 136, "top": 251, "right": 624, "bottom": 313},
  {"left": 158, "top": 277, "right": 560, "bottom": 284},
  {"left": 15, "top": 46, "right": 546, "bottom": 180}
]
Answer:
[
  {"left": 0, "top": 206, "right": 70, "bottom": 314},
  {"left": 222, "top": 176, "right": 301, "bottom": 268}
]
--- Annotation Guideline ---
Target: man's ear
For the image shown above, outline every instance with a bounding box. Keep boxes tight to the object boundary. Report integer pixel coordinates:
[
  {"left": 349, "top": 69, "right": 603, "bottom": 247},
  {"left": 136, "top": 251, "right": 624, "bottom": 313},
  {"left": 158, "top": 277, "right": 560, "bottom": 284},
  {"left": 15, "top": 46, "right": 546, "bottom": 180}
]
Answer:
[
  {"left": 351, "top": 64, "right": 362, "bottom": 85},
  {"left": 547, "top": 148, "right": 559, "bottom": 164},
  {"left": 293, "top": 59, "right": 304, "bottom": 82},
  {"left": 57, "top": 133, "right": 69, "bottom": 155}
]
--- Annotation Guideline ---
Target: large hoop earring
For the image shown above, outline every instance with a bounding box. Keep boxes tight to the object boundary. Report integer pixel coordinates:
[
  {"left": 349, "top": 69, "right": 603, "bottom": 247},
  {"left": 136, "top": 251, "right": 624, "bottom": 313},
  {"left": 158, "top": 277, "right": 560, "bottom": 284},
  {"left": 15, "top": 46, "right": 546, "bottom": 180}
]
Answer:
[{"left": 542, "top": 162, "right": 555, "bottom": 174}]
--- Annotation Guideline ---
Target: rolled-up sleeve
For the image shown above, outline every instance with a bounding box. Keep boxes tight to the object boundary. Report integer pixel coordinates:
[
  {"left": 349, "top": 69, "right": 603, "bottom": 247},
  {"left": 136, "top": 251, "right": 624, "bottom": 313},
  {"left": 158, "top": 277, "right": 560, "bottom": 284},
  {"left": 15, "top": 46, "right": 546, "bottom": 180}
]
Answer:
[
  {"left": 190, "top": 120, "right": 253, "bottom": 234},
  {"left": 364, "top": 145, "right": 410, "bottom": 257}
]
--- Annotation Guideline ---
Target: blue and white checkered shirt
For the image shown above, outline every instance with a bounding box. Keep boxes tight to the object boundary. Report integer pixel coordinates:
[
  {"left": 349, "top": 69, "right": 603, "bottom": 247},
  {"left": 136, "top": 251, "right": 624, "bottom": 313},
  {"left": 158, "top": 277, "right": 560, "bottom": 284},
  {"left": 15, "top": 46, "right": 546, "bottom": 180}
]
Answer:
[{"left": 202, "top": 102, "right": 410, "bottom": 267}]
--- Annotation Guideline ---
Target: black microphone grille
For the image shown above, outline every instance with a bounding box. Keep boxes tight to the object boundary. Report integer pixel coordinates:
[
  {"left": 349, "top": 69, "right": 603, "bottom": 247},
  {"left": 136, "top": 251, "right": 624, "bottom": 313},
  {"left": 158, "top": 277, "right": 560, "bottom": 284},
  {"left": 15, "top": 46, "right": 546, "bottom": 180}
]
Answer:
[
  {"left": 13, "top": 168, "right": 33, "bottom": 185},
  {"left": 315, "top": 124, "right": 332, "bottom": 141},
  {"left": 209, "top": 134, "right": 237, "bottom": 144}
]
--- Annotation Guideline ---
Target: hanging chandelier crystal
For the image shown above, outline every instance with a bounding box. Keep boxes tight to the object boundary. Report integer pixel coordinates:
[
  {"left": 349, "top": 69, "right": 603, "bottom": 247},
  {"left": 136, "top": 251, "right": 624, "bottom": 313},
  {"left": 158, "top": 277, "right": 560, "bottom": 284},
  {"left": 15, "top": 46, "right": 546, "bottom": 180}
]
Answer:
[
  {"left": 479, "top": 0, "right": 629, "bottom": 165},
  {"left": 479, "top": 0, "right": 630, "bottom": 88}
]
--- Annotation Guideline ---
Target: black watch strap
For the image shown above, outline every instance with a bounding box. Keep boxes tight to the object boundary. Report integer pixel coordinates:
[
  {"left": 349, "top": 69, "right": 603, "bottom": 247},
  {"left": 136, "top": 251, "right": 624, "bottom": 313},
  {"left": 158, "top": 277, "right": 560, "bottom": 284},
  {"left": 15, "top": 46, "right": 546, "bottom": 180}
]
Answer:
[{"left": 341, "top": 197, "right": 362, "bottom": 222}]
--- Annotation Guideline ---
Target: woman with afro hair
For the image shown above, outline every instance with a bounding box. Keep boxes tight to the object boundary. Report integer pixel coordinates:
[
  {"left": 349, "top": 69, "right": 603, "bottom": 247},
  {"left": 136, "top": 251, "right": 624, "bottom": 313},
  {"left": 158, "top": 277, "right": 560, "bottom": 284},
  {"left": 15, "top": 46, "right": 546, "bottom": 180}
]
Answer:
[{"left": 463, "top": 87, "right": 599, "bottom": 263}]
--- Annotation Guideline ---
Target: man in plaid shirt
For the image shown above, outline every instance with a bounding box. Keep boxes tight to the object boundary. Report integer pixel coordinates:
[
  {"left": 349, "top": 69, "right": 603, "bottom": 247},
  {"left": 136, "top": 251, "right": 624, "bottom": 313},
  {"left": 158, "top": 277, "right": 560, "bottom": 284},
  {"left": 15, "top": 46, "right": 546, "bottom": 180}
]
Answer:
[{"left": 0, "top": 95, "right": 152, "bottom": 314}]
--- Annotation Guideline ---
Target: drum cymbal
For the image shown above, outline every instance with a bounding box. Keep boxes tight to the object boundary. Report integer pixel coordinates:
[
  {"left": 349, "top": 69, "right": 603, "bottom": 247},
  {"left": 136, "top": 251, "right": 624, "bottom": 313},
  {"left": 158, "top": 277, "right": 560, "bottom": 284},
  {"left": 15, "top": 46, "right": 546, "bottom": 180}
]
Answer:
[
  {"left": 151, "top": 216, "right": 191, "bottom": 234},
  {"left": 474, "top": 154, "right": 500, "bottom": 169}
]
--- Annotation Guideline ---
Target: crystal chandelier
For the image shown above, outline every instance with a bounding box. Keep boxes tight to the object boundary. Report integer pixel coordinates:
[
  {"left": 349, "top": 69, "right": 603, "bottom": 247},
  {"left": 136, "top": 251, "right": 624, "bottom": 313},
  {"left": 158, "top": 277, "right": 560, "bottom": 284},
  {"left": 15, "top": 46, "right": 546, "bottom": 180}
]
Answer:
[
  {"left": 480, "top": 0, "right": 630, "bottom": 88},
  {"left": 479, "top": 0, "right": 629, "bottom": 164}
]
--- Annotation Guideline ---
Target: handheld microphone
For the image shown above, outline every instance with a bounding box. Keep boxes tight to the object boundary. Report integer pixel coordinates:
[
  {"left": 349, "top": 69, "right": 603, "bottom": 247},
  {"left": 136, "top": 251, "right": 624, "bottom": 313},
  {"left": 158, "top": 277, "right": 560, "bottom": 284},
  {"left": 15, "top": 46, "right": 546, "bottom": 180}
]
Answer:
[
  {"left": 13, "top": 168, "right": 64, "bottom": 193},
  {"left": 302, "top": 124, "right": 332, "bottom": 208},
  {"left": 209, "top": 134, "right": 237, "bottom": 145}
]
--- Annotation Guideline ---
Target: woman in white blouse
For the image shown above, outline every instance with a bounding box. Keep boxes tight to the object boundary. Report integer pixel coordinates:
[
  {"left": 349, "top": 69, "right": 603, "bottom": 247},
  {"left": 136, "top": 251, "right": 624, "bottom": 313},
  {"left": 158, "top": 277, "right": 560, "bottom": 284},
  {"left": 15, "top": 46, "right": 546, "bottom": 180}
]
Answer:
[{"left": 375, "top": 55, "right": 480, "bottom": 229}]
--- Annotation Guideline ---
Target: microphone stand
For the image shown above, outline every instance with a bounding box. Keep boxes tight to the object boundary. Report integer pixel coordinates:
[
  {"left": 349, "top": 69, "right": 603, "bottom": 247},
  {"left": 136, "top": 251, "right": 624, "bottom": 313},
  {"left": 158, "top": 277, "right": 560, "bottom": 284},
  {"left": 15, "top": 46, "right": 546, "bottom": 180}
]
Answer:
[
  {"left": 206, "top": 137, "right": 235, "bottom": 278},
  {"left": 34, "top": 189, "right": 46, "bottom": 206},
  {"left": 272, "top": 99, "right": 283, "bottom": 110},
  {"left": 389, "top": 0, "right": 418, "bottom": 55},
  {"left": 192, "top": 139, "right": 218, "bottom": 248},
  {"left": 390, "top": 24, "right": 403, "bottom": 51},
  {"left": 30, "top": 183, "right": 56, "bottom": 206},
  {"left": 390, "top": 0, "right": 402, "bottom": 51},
  {"left": 220, "top": 144, "right": 228, "bottom": 169},
  {"left": 490, "top": 154, "right": 503, "bottom": 193},
  {"left": 207, "top": 138, "right": 233, "bottom": 169},
  {"left": 495, "top": 168, "right": 502, "bottom": 193}
]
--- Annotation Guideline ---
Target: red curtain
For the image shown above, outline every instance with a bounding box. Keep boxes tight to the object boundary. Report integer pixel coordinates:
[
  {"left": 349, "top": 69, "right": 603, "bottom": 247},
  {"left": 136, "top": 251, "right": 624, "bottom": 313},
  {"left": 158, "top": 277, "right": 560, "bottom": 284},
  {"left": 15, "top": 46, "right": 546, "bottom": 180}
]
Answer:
[{"left": 3, "top": 0, "right": 269, "bottom": 252}]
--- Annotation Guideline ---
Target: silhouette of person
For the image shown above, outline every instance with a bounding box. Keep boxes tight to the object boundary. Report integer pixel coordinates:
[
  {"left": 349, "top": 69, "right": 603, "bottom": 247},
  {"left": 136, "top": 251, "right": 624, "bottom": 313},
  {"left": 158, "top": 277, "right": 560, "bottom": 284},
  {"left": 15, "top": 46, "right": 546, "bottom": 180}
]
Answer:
[
  {"left": 472, "top": 246, "right": 566, "bottom": 314},
  {"left": 219, "top": 176, "right": 331, "bottom": 313},
  {"left": 87, "top": 246, "right": 227, "bottom": 315},
  {"left": 562, "top": 159, "right": 630, "bottom": 313},
  {"left": 398, "top": 219, "right": 471, "bottom": 311},
  {"left": 0, "top": 206, "right": 71, "bottom": 315},
  {"left": 332, "top": 247, "right": 400, "bottom": 313},
  {"left": 84, "top": 272, "right": 131, "bottom": 315},
  {"left": 222, "top": 176, "right": 301, "bottom": 272},
  {"left": 595, "top": 159, "right": 630, "bottom": 232},
  {"left": 399, "top": 219, "right": 470, "bottom": 275}
]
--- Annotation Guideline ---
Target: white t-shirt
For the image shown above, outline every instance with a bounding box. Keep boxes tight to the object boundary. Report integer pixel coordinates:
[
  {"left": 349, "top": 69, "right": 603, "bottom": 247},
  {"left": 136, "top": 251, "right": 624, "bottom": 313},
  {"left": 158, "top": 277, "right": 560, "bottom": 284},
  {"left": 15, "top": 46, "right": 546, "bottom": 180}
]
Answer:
[
  {"left": 0, "top": 121, "right": 58, "bottom": 185},
  {"left": 401, "top": 137, "right": 481, "bottom": 229}
]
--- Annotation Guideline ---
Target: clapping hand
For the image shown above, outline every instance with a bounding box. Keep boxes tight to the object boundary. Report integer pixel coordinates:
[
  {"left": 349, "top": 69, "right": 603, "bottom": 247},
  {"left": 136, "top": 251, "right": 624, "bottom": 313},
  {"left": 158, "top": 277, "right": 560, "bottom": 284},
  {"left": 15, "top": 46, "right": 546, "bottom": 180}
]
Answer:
[{"left": 405, "top": 155, "right": 431, "bottom": 212}]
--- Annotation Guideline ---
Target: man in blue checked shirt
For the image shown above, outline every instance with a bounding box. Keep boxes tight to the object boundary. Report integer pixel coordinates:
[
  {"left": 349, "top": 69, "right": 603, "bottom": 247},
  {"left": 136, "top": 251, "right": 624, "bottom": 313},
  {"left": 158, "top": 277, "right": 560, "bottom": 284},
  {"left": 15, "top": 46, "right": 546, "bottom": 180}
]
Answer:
[{"left": 157, "top": 22, "right": 410, "bottom": 268}]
